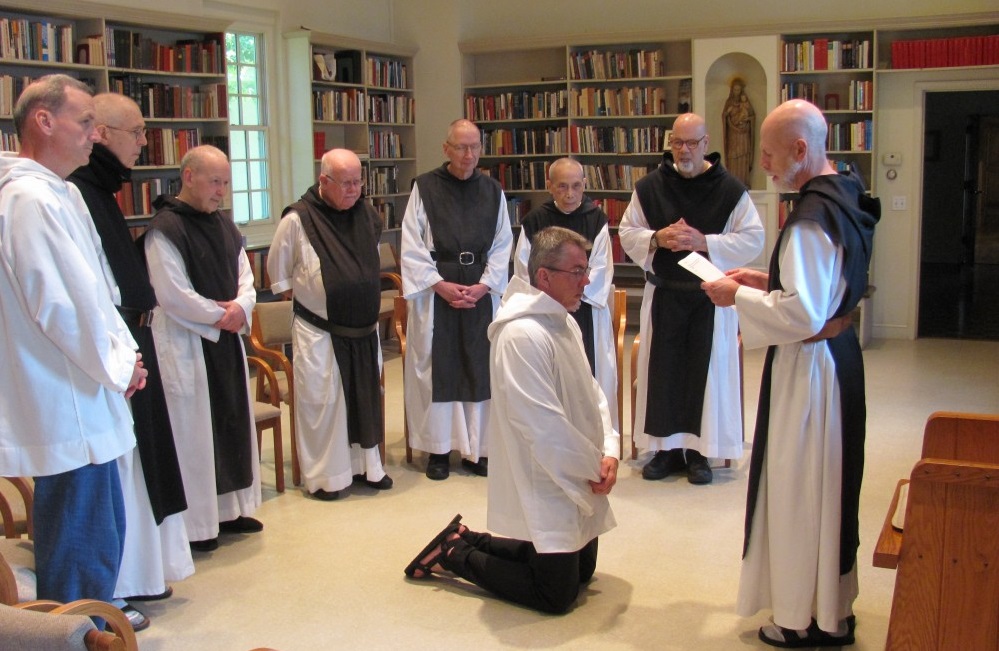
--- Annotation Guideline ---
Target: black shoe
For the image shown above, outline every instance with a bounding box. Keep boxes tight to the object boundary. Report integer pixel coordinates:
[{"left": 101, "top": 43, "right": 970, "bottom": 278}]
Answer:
[
  {"left": 685, "top": 450, "right": 713, "bottom": 485},
  {"left": 642, "top": 449, "right": 686, "bottom": 480},
  {"left": 311, "top": 488, "right": 342, "bottom": 501},
  {"left": 461, "top": 457, "right": 488, "bottom": 477},
  {"left": 219, "top": 516, "right": 264, "bottom": 533},
  {"left": 189, "top": 538, "right": 218, "bottom": 552},
  {"left": 367, "top": 475, "right": 394, "bottom": 490},
  {"left": 426, "top": 453, "right": 450, "bottom": 480},
  {"left": 123, "top": 586, "right": 172, "bottom": 601},
  {"left": 117, "top": 604, "right": 150, "bottom": 632}
]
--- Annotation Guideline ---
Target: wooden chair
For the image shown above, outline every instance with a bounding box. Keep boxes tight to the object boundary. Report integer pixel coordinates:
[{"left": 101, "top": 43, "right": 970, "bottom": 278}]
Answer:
[
  {"left": 393, "top": 295, "right": 414, "bottom": 464},
  {"left": 874, "top": 411, "right": 999, "bottom": 651},
  {"left": 610, "top": 288, "right": 627, "bottom": 459},
  {"left": 379, "top": 243, "right": 403, "bottom": 341},
  {"left": 249, "top": 300, "right": 299, "bottom": 486},
  {"left": 0, "top": 476, "right": 33, "bottom": 539},
  {"left": 629, "top": 332, "right": 744, "bottom": 464},
  {"left": 0, "top": 600, "right": 137, "bottom": 651},
  {"left": 247, "top": 356, "right": 286, "bottom": 492}
]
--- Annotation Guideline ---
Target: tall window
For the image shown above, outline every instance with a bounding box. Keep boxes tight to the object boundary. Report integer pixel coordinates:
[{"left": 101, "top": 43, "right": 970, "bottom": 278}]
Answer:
[{"left": 226, "top": 33, "right": 270, "bottom": 225}]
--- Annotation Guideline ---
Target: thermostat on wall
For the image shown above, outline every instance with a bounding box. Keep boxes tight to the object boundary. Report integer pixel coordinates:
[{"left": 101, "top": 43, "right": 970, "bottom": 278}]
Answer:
[{"left": 883, "top": 152, "right": 902, "bottom": 166}]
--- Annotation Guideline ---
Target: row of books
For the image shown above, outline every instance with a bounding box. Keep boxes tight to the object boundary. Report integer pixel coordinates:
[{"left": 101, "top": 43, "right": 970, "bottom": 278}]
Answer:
[
  {"left": 890, "top": 35, "right": 999, "bottom": 69},
  {"left": 569, "top": 124, "right": 669, "bottom": 155},
  {"left": 105, "top": 28, "right": 225, "bottom": 74},
  {"left": 313, "top": 89, "right": 415, "bottom": 123},
  {"left": 0, "top": 18, "right": 74, "bottom": 63},
  {"left": 479, "top": 160, "right": 550, "bottom": 192},
  {"left": 481, "top": 126, "right": 569, "bottom": 156},
  {"left": 367, "top": 93, "right": 415, "bottom": 124},
  {"left": 827, "top": 120, "right": 873, "bottom": 152},
  {"left": 368, "top": 165, "right": 400, "bottom": 195},
  {"left": 583, "top": 163, "right": 655, "bottom": 192},
  {"left": 136, "top": 128, "right": 202, "bottom": 167},
  {"left": 313, "top": 88, "right": 365, "bottom": 122},
  {"left": 371, "top": 198, "right": 398, "bottom": 229},
  {"left": 571, "top": 86, "right": 669, "bottom": 118},
  {"left": 369, "top": 130, "right": 405, "bottom": 159},
  {"left": 591, "top": 197, "right": 629, "bottom": 226},
  {"left": 506, "top": 197, "right": 532, "bottom": 225},
  {"left": 0, "top": 129, "right": 18, "bottom": 151},
  {"left": 115, "top": 177, "right": 181, "bottom": 217},
  {"left": 464, "top": 90, "right": 568, "bottom": 122},
  {"left": 779, "top": 80, "right": 873, "bottom": 111},
  {"left": 569, "top": 48, "right": 666, "bottom": 80},
  {"left": 366, "top": 56, "right": 409, "bottom": 89},
  {"left": 109, "top": 77, "right": 227, "bottom": 120},
  {"left": 781, "top": 38, "right": 872, "bottom": 72},
  {"left": 610, "top": 233, "right": 628, "bottom": 263}
]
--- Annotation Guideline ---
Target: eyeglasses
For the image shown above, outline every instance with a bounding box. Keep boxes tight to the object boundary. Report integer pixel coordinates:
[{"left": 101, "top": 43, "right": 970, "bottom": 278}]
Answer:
[
  {"left": 668, "top": 135, "right": 706, "bottom": 151},
  {"left": 447, "top": 142, "right": 482, "bottom": 154},
  {"left": 104, "top": 125, "right": 147, "bottom": 140},
  {"left": 325, "top": 176, "right": 365, "bottom": 191},
  {"left": 543, "top": 266, "right": 590, "bottom": 279}
]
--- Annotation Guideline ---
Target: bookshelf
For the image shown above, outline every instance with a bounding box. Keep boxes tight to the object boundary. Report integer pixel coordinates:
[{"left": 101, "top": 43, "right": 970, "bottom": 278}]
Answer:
[
  {"left": 307, "top": 34, "right": 416, "bottom": 231},
  {"left": 462, "top": 40, "right": 691, "bottom": 269},
  {"left": 779, "top": 31, "right": 876, "bottom": 191},
  {"left": 0, "top": 6, "right": 231, "bottom": 226}
]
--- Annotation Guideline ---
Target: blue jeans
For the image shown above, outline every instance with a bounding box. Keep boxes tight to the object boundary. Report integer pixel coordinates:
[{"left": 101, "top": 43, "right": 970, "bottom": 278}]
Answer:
[{"left": 33, "top": 460, "right": 126, "bottom": 604}]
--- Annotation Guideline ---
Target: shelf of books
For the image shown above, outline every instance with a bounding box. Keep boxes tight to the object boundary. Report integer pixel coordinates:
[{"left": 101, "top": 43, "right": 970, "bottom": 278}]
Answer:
[
  {"left": 462, "top": 41, "right": 689, "bottom": 277},
  {"left": 780, "top": 31, "right": 875, "bottom": 191},
  {"left": 0, "top": 7, "right": 231, "bottom": 227},
  {"left": 309, "top": 39, "right": 415, "bottom": 230}
]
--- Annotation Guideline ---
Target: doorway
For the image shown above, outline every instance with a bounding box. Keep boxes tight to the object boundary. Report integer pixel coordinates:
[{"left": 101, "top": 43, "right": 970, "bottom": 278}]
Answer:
[{"left": 918, "top": 90, "right": 999, "bottom": 340}]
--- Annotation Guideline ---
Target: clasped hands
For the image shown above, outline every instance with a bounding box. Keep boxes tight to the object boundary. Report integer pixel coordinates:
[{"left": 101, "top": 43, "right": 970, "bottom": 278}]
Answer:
[
  {"left": 433, "top": 280, "right": 489, "bottom": 309},
  {"left": 655, "top": 218, "right": 706, "bottom": 252},
  {"left": 214, "top": 300, "right": 247, "bottom": 332}
]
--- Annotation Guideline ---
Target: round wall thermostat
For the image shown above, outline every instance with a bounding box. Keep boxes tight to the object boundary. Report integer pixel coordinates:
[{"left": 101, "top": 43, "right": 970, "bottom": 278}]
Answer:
[{"left": 886, "top": 169, "right": 898, "bottom": 181}]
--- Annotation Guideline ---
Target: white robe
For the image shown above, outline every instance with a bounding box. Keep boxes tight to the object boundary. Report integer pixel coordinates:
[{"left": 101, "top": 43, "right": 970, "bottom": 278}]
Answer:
[
  {"left": 619, "top": 190, "right": 763, "bottom": 459},
  {"left": 145, "top": 229, "right": 260, "bottom": 542},
  {"left": 267, "top": 211, "right": 386, "bottom": 494},
  {"left": 399, "top": 182, "right": 513, "bottom": 460},
  {"left": 0, "top": 154, "right": 136, "bottom": 476},
  {"left": 113, "top": 449, "right": 193, "bottom": 597},
  {"left": 733, "top": 220, "right": 858, "bottom": 632},
  {"left": 486, "top": 276, "right": 617, "bottom": 553},
  {"left": 513, "top": 222, "right": 619, "bottom": 432}
]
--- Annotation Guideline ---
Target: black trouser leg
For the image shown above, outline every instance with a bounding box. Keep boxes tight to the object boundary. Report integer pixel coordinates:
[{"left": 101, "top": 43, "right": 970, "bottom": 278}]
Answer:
[{"left": 442, "top": 535, "right": 599, "bottom": 614}]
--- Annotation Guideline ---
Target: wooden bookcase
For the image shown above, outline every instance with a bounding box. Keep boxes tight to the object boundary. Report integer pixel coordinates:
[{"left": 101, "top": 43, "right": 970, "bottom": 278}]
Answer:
[
  {"left": 306, "top": 33, "right": 416, "bottom": 231},
  {"left": 779, "top": 30, "right": 876, "bottom": 191},
  {"left": 0, "top": 5, "right": 231, "bottom": 227},
  {"left": 462, "top": 40, "right": 691, "bottom": 269}
]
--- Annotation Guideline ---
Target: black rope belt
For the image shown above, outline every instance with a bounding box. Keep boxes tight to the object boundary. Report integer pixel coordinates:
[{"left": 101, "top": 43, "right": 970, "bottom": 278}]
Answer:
[{"left": 292, "top": 300, "right": 377, "bottom": 338}]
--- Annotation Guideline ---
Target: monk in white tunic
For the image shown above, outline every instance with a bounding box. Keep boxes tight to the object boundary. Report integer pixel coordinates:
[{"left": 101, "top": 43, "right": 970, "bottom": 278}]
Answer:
[
  {"left": 70, "top": 93, "right": 193, "bottom": 629},
  {"left": 621, "top": 113, "right": 763, "bottom": 485},
  {"left": 405, "top": 227, "right": 618, "bottom": 614},
  {"left": 704, "top": 99, "right": 879, "bottom": 648},
  {"left": 0, "top": 75, "right": 146, "bottom": 607},
  {"left": 146, "top": 145, "right": 261, "bottom": 552},
  {"left": 513, "top": 157, "right": 619, "bottom": 432},
  {"left": 269, "top": 148, "right": 391, "bottom": 501},
  {"left": 400, "top": 119, "right": 513, "bottom": 480}
]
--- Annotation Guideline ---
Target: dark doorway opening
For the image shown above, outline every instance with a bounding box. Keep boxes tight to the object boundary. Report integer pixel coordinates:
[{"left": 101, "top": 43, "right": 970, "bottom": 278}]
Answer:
[{"left": 919, "top": 90, "right": 999, "bottom": 340}]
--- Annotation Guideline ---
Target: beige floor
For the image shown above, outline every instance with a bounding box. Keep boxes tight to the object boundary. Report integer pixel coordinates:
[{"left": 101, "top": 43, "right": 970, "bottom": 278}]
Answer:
[{"left": 132, "top": 336, "right": 999, "bottom": 651}]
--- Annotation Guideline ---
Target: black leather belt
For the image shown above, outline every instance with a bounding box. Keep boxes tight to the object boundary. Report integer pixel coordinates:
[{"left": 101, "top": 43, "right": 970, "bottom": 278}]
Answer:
[
  {"left": 645, "top": 271, "right": 701, "bottom": 292},
  {"left": 117, "top": 305, "right": 154, "bottom": 328},
  {"left": 292, "top": 300, "right": 377, "bottom": 338},
  {"left": 431, "top": 250, "right": 486, "bottom": 265}
]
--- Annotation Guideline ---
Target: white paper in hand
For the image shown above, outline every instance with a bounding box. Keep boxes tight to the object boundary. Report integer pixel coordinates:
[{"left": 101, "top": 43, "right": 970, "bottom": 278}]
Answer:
[{"left": 678, "top": 252, "right": 725, "bottom": 282}]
